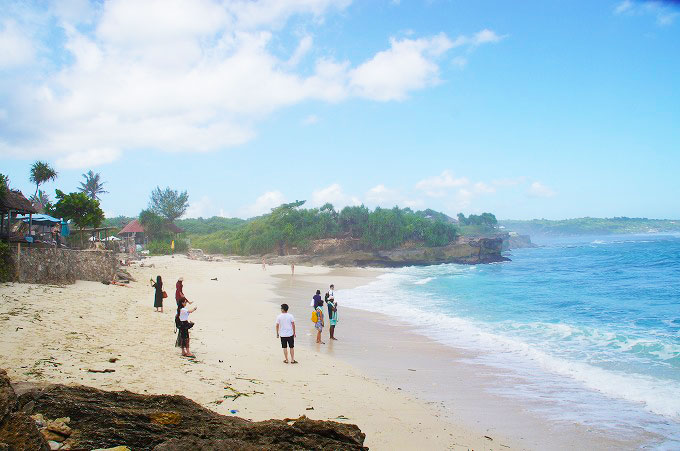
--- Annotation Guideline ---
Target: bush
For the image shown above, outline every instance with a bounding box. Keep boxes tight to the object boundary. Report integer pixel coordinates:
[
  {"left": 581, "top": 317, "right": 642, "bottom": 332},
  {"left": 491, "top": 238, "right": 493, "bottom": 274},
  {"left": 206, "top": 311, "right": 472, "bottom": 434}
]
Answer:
[
  {"left": 0, "top": 241, "right": 14, "bottom": 282},
  {"left": 146, "top": 241, "right": 172, "bottom": 255},
  {"left": 147, "top": 239, "right": 189, "bottom": 255}
]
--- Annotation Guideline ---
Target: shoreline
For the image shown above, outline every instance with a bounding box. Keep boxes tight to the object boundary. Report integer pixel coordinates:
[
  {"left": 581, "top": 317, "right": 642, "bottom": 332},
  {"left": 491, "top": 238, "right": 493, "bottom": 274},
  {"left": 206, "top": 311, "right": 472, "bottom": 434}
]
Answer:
[
  {"left": 277, "top": 267, "right": 655, "bottom": 450},
  {"left": 0, "top": 255, "right": 519, "bottom": 450}
]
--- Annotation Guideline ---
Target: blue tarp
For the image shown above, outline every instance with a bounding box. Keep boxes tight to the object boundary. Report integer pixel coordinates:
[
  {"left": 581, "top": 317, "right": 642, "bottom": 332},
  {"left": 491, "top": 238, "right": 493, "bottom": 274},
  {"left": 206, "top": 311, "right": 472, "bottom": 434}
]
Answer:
[{"left": 18, "top": 214, "right": 62, "bottom": 225}]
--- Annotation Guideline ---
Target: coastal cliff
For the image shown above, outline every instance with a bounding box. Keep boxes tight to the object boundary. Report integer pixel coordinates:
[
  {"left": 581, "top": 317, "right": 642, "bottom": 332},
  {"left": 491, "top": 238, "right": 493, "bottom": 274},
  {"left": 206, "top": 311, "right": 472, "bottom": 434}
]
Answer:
[
  {"left": 0, "top": 369, "right": 366, "bottom": 450},
  {"left": 247, "top": 236, "right": 509, "bottom": 267}
]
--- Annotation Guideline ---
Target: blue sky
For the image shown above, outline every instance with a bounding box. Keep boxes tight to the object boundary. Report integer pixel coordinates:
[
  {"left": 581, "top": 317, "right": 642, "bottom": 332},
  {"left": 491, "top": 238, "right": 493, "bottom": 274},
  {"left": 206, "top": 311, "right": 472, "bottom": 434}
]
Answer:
[{"left": 1, "top": 0, "right": 679, "bottom": 220}]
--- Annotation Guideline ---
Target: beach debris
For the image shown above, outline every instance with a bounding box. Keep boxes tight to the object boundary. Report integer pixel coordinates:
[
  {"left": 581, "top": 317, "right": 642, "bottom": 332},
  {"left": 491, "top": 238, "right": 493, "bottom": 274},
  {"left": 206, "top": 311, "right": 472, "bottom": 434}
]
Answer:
[
  {"left": 235, "top": 377, "right": 261, "bottom": 384},
  {"left": 108, "top": 358, "right": 118, "bottom": 363},
  {"left": 407, "top": 368, "right": 416, "bottom": 371},
  {"left": 306, "top": 407, "right": 314, "bottom": 411},
  {"left": 87, "top": 369, "right": 115, "bottom": 373},
  {"left": 223, "top": 384, "right": 264, "bottom": 401},
  {"left": 15, "top": 326, "right": 23, "bottom": 331},
  {"left": 230, "top": 409, "right": 239, "bottom": 414},
  {"left": 484, "top": 435, "right": 493, "bottom": 441},
  {"left": 211, "top": 277, "right": 218, "bottom": 281},
  {"left": 335, "top": 415, "right": 350, "bottom": 420}
]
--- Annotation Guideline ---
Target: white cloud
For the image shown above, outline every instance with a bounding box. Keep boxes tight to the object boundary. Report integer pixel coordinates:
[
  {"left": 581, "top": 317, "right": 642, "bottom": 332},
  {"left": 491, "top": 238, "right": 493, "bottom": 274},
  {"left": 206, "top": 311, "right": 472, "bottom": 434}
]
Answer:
[
  {"left": 471, "top": 28, "right": 505, "bottom": 45},
  {"left": 473, "top": 182, "right": 496, "bottom": 194},
  {"left": 0, "top": 1, "right": 504, "bottom": 166},
  {"left": 287, "top": 35, "right": 313, "bottom": 66},
  {"left": 302, "top": 114, "right": 319, "bottom": 125},
  {"left": 241, "top": 190, "right": 286, "bottom": 217},
  {"left": 185, "top": 196, "right": 213, "bottom": 219},
  {"left": 55, "top": 148, "right": 122, "bottom": 169},
  {"left": 615, "top": 0, "right": 634, "bottom": 14},
  {"left": 310, "top": 183, "right": 360, "bottom": 208},
  {"left": 614, "top": 0, "right": 678, "bottom": 26},
  {"left": 349, "top": 33, "right": 453, "bottom": 101},
  {"left": 415, "top": 170, "right": 469, "bottom": 197},
  {"left": 365, "top": 184, "right": 398, "bottom": 205},
  {"left": 527, "top": 181, "right": 556, "bottom": 198},
  {"left": 451, "top": 56, "right": 467, "bottom": 68},
  {"left": 0, "top": 20, "right": 35, "bottom": 68}
]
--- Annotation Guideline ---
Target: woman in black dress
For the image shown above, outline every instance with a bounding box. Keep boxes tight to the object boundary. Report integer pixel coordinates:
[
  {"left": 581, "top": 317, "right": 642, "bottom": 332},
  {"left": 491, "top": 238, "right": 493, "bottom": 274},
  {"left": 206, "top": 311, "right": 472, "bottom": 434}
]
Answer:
[{"left": 152, "top": 275, "right": 164, "bottom": 313}]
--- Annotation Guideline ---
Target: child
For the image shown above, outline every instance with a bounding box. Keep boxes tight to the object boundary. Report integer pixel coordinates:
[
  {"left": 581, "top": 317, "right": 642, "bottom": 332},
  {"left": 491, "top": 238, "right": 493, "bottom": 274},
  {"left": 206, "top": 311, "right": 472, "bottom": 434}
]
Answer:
[
  {"left": 175, "top": 298, "right": 197, "bottom": 357},
  {"left": 275, "top": 304, "right": 297, "bottom": 364}
]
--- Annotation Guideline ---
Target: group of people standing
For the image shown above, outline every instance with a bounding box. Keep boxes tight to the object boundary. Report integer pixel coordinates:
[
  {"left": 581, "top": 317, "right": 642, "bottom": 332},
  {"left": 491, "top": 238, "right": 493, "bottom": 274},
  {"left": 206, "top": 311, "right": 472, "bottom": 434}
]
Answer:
[
  {"left": 151, "top": 276, "right": 197, "bottom": 358},
  {"left": 311, "top": 284, "right": 339, "bottom": 344},
  {"left": 274, "top": 283, "right": 339, "bottom": 364}
]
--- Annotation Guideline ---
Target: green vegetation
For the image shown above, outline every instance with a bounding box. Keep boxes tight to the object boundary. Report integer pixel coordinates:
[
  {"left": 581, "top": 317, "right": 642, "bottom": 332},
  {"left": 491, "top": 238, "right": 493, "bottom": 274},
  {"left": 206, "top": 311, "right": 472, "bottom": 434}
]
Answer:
[
  {"left": 0, "top": 241, "right": 13, "bottom": 282},
  {"left": 79, "top": 170, "right": 108, "bottom": 200},
  {"left": 456, "top": 212, "right": 499, "bottom": 236},
  {"left": 146, "top": 239, "right": 189, "bottom": 255},
  {"left": 51, "top": 190, "right": 105, "bottom": 246},
  {"left": 29, "top": 161, "right": 57, "bottom": 198},
  {"left": 188, "top": 202, "right": 462, "bottom": 256},
  {"left": 177, "top": 216, "right": 247, "bottom": 235},
  {"left": 499, "top": 217, "right": 680, "bottom": 236},
  {"left": 0, "top": 174, "right": 8, "bottom": 200},
  {"left": 149, "top": 186, "right": 189, "bottom": 222}
]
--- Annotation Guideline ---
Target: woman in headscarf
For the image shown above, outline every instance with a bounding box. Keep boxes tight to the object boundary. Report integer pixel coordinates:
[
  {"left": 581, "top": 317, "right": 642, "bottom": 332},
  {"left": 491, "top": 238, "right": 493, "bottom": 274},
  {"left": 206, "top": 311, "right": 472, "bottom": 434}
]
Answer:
[
  {"left": 151, "top": 275, "right": 164, "bottom": 312},
  {"left": 175, "top": 277, "right": 192, "bottom": 308}
]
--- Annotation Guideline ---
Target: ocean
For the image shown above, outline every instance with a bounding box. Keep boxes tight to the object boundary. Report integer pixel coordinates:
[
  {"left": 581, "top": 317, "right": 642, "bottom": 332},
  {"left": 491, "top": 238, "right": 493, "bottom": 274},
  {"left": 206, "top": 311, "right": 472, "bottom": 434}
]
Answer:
[{"left": 340, "top": 234, "right": 680, "bottom": 448}]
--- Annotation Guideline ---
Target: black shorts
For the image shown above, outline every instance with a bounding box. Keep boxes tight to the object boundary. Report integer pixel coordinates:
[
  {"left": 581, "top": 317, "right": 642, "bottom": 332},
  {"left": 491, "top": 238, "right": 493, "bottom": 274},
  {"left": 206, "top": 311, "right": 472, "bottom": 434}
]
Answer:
[{"left": 280, "top": 336, "right": 294, "bottom": 348}]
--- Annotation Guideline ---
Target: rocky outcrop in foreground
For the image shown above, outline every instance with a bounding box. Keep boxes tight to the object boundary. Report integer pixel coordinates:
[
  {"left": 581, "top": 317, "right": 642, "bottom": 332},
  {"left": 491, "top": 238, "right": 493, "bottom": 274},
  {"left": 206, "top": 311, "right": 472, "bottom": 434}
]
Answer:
[{"left": 0, "top": 369, "right": 366, "bottom": 450}]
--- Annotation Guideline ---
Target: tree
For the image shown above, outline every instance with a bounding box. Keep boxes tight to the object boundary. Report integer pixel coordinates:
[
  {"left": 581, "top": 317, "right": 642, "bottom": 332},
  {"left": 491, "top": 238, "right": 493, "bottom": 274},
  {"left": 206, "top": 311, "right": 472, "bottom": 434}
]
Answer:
[
  {"left": 52, "top": 190, "right": 105, "bottom": 247},
  {"left": 149, "top": 186, "right": 189, "bottom": 222},
  {"left": 139, "top": 209, "right": 168, "bottom": 241},
  {"left": 79, "top": 170, "right": 108, "bottom": 200},
  {"left": 29, "top": 161, "right": 57, "bottom": 197},
  {"left": 29, "top": 190, "right": 51, "bottom": 213},
  {"left": 0, "top": 174, "right": 9, "bottom": 200}
]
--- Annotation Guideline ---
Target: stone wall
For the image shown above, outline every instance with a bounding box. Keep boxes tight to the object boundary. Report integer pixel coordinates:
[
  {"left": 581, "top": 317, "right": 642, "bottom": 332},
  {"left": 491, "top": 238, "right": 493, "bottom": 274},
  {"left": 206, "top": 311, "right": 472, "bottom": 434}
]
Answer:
[{"left": 10, "top": 245, "right": 118, "bottom": 284}]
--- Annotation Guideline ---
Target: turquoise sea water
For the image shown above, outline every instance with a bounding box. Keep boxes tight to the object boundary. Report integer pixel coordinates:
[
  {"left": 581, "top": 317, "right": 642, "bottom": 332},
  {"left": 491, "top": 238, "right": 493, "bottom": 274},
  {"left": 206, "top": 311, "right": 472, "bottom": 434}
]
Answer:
[{"left": 340, "top": 234, "right": 680, "bottom": 448}]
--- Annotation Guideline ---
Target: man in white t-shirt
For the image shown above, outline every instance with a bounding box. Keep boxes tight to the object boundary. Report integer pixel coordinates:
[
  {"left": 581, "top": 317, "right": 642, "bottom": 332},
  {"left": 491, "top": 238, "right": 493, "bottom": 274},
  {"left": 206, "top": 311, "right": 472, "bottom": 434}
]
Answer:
[{"left": 275, "top": 304, "right": 297, "bottom": 364}]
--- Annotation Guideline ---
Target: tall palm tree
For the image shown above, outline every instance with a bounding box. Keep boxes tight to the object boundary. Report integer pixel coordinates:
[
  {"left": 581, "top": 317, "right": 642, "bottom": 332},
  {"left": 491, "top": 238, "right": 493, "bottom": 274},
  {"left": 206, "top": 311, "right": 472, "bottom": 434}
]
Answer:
[
  {"left": 29, "top": 161, "right": 58, "bottom": 197},
  {"left": 79, "top": 170, "right": 108, "bottom": 200}
]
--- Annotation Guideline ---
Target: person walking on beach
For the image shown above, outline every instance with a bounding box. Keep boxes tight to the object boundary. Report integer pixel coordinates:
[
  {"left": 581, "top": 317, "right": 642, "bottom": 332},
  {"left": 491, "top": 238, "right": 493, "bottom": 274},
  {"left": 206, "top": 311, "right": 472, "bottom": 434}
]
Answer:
[
  {"left": 151, "top": 275, "right": 164, "bottom": 313},
  {"left": 276, "top": 304, "right": 297, "bottom": 364},
  {"left": 175, "top": 298, "right": 197, "bottom": 357},
  {"left": 291, "top": 262, "right": 295, "bottom": 276},
  {"left": 262, "top": 257, "right": 267, "bottom": 271}
]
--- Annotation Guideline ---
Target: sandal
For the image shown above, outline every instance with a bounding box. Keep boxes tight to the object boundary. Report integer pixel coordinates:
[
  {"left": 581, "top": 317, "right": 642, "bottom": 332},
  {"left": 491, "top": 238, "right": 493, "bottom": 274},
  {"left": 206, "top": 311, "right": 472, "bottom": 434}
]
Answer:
[
  {"left": 283, "top": 360, "right": 289, "bottom": 364},
  {"left": 291, "top": 360, "right": 298, "bottom": 364}
]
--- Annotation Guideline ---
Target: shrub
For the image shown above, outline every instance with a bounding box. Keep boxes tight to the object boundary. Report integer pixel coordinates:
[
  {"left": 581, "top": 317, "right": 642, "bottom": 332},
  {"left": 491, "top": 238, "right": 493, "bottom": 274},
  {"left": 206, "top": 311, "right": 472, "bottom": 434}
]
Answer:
[{"left": 0, "top": 242, "right": 14, "bottom": 282}]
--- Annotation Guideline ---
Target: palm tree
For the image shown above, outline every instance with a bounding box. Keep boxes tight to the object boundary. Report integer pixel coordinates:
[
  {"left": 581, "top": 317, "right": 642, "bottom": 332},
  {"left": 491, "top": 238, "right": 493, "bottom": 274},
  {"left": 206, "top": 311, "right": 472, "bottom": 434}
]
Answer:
[
  {"left": 29, "top": 161, "right": 58, "bottom": 197},
  {"left": 30, "top": 190, "right": 51, "bottom": 213},
  {"left": 79, "top": 170, "right": 108, "bottom": 200}
]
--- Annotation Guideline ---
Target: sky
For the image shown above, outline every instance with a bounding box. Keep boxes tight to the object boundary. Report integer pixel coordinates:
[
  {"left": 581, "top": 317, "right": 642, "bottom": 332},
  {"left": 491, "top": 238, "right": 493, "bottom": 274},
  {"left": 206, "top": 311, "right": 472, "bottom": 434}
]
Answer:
[{"left": 1, "top": 0, "right": 679, "bottom": 220}]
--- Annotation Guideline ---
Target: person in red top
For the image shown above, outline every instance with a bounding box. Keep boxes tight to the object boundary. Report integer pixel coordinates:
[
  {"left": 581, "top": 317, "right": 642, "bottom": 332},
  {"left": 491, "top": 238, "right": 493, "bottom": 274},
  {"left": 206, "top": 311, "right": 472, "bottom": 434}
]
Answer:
[{"left": 175, "top": 277, "right": 192, "bottom": 308}]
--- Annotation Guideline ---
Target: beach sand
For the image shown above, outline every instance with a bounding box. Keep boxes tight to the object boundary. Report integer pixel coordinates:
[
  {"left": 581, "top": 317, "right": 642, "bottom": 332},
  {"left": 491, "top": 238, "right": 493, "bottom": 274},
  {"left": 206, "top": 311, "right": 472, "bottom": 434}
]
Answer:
[{"left": 0, "top": 255, "right": 522, "bottom": 450}]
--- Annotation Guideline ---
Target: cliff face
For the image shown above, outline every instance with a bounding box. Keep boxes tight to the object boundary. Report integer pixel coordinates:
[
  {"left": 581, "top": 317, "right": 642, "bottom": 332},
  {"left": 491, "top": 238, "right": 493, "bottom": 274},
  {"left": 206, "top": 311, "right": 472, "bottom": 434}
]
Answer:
[
  {"left": 251, "top": 236, "right": 509, "bottom": 267},
  {"left": 501, "top": 233, "right": 537, "bottom": 250},
  {"left": 0, "top": 369, "right": 366, "bottom": 451}
]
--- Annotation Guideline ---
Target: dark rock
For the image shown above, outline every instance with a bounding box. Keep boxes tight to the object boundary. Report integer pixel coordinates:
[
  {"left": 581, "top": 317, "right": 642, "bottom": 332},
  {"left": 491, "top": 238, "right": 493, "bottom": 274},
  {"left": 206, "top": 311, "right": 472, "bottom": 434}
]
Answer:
[
  {"left": 15, "top": 383, "right": 366, "bottom": 450},
  {"left": 0, "top": 412, "right": 50, "bottom": 451},
  {"left": 0, "top": 370, "right": 16, "bottom": 422}
]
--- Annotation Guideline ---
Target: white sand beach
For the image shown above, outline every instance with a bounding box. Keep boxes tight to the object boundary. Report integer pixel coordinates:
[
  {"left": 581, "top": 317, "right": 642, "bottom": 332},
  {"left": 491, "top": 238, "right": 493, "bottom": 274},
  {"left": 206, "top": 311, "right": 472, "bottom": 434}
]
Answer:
[{"left": 0, "top": 255, "right": 523, "bottom": 450}]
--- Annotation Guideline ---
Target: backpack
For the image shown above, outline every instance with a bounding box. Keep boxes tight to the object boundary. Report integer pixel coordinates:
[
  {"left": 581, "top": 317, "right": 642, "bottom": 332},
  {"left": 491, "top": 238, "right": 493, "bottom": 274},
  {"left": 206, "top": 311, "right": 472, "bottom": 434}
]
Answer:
[{"left": 311, "top": 310, "right": 318, "bottom": 323}]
